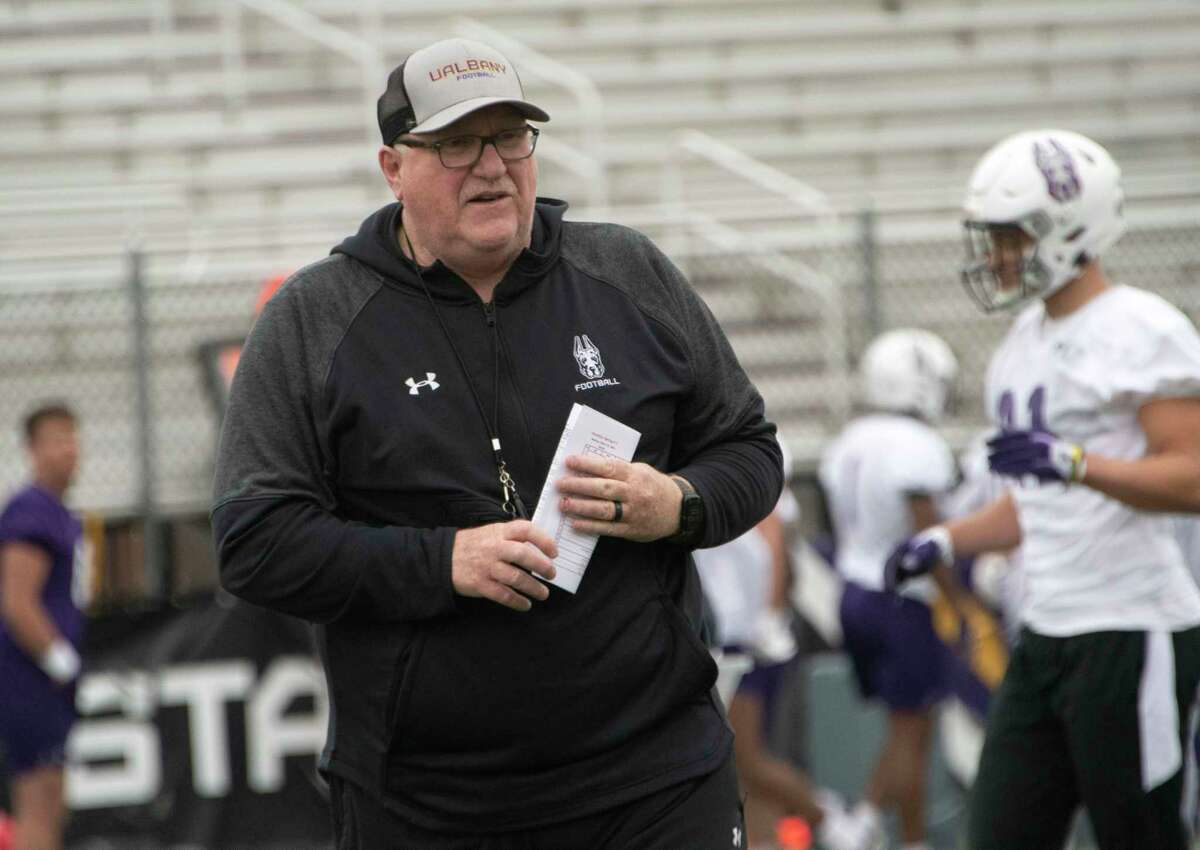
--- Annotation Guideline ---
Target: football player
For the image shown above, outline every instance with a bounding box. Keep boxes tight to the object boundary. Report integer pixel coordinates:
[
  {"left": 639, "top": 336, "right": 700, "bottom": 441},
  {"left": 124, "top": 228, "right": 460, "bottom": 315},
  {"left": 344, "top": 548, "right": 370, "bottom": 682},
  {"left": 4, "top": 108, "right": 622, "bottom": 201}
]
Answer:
[
  {"left": 940, "top": 430, "right": 1024, "bottom": 645},
  {"left": 0, "top": 404, "right": 85, "bottom": 850},
  {"left": 886, "top": 129, "right": 1200, "bottom": 850},
  {"left": 697, "top": 447, "right": 880, "bottom": 850},
  {"left": 819, "top": 328, "right": 961, "bottom": 850}
]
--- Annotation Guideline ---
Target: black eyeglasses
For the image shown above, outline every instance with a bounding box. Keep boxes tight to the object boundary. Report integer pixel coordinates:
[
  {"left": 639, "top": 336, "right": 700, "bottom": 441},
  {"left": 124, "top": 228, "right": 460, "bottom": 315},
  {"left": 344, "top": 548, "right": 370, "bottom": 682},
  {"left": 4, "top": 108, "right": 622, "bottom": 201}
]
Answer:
[{"left": 395, "top": 126, "right": 540, "bottom": 169}]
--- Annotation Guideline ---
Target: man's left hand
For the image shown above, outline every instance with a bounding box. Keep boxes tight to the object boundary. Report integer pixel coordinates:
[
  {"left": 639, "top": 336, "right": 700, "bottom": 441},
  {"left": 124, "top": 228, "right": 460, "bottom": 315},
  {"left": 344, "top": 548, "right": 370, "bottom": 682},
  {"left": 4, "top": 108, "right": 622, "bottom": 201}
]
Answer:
[
  {"left": 987, "top": 428, "right": 1087, "bottom": 484},
  {"left": 556, "top": 455, "right": 683, "bottom": 542}
]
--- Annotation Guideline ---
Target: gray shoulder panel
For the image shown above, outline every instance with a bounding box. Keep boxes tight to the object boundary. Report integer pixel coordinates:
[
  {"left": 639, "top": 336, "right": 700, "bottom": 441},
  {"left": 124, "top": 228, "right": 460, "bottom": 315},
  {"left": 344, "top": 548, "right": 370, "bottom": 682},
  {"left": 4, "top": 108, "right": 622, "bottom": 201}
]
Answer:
[
  {"left": 212, "top": 254, "right": 382, "bottom": 509},
  {"left": 558, "top": 221, "right": 691, "bottom": 342},
  {"left": 265, "top": 254, "right": 383, "bottom": 400}
]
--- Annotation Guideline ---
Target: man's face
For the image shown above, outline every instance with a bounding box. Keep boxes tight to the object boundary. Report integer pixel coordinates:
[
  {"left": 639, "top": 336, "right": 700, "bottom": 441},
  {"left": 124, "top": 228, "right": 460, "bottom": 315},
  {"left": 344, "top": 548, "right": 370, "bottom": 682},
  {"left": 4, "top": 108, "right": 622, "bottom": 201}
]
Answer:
[
  {"left": 29, "top": 416, "right": 79, "bottom": 490},
  {"left": 987, "top": 225, "right": 1034, "bottom": 295},
  {"left": 382, "top": 105, "right": 537, "bottom": 272}
]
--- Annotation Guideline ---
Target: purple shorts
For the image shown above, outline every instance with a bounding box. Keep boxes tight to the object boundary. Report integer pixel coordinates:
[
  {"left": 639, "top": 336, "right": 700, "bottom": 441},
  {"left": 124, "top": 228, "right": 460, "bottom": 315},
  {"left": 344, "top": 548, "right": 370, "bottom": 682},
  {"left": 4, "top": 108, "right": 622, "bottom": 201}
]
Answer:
[
  {"left": 722, "top": 645, "right": 788, "bottom": 731},
  {"left": 0, "top": 646, "right": 75, "bottom": 775},
  {"left": 839, "top": 582, "right": 950, "bottom": 711}
]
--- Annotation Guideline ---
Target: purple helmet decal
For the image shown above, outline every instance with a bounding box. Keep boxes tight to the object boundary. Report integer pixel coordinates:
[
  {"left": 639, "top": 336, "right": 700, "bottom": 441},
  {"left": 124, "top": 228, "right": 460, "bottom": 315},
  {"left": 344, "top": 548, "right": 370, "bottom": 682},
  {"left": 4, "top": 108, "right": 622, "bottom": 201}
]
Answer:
[{"left": 1033, "top": 138, "right": 1082, "bottom": 203}]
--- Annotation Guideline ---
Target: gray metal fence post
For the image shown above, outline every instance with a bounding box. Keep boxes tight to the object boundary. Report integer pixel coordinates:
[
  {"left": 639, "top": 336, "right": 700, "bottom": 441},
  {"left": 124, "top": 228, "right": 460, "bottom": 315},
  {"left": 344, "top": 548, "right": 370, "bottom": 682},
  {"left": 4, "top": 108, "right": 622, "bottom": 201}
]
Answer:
[
  {"left": 860, "top": 206, "right": 881, "bottom": 341},
  {"left": 128, "top": 249, "right": 166, "bottom": 599}
]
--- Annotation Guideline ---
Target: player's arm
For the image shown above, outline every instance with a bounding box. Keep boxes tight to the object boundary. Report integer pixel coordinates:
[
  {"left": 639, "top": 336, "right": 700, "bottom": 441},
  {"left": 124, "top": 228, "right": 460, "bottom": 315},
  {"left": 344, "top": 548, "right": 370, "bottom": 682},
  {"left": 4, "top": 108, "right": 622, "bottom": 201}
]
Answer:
[
  {"left": 886, "top": 492, "right": 1021, "bottom": 590},
  {"left": 909, "top": 492, "right": 1017, "bottom": 615},
  {"left": 0, "top": 541, "right": 80, "bottom": 684},
  {"left": 941, "top": 491, "right": 1022, "bottom": 556},
  {"left": 1080, "top": 397, "right": 1200, "bottom": 513},
  {"left": 909, "top": 493, "right": 963, "bottom": 606},
  {"left": 908, "top": 493, "right": 941, "bottom": 533}
]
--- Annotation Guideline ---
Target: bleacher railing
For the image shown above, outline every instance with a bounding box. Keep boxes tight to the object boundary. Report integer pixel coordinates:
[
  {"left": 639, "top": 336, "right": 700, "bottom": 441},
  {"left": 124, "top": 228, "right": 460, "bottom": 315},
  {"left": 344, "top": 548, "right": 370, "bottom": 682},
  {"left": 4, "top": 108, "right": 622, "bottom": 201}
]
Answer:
[
  {"left": 661, "top": 131, "right": 852, "bottom": 425},
  {"left": 217, "top": 0, "right": 386, "bottom": 148},
  {"left": 202, "top": 3, "right": 612, "bottom": 214}
]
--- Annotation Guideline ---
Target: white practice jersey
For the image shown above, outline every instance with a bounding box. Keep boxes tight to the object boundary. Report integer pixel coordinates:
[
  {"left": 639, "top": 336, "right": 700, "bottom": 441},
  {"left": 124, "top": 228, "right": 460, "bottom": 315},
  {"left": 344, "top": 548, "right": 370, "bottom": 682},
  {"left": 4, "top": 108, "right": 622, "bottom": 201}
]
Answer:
[
  {"left": 941, "top": 430, "right": 1005, "bottom": 520},
  {"left": 694, "top": 486, "right": 798, "bottom": 649},
  {"left": 819, "top": 413, "right": 958, "bottom": 597},
  {"left": 694, "top": 525, "right": 772, "bottom": 648},
  {"left": 1173, "top": 516, "right": 1200, "bottom": 588},
  {"left": 986, "top": 285, "right": 1200, "bottom": 635}
]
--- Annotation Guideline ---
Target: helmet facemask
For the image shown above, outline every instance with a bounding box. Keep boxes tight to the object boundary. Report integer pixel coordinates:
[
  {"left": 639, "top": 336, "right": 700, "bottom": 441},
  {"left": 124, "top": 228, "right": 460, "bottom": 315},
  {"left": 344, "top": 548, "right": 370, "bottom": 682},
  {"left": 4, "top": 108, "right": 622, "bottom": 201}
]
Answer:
[{"left": 961, "top": 215, "right": 1062, "bottom": 312}]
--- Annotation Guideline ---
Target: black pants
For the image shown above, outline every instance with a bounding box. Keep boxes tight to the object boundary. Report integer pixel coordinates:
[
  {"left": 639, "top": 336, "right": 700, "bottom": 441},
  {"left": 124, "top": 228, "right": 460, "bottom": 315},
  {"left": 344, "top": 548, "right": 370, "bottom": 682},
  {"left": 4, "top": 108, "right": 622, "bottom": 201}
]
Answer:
[
  {"left": 331, "top": 754, "right": 745, "bottom": 850},
  {"left": 968, "top": 626, "right": 1200, "bottom": 850}
]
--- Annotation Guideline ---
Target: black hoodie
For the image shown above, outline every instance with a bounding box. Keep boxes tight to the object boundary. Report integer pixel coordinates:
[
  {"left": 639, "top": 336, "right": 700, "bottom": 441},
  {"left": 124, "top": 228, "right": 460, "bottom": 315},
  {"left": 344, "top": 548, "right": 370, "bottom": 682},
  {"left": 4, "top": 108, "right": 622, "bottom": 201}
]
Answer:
[{"left": 212, "top": 198, "right": 782, "bottom": 831}]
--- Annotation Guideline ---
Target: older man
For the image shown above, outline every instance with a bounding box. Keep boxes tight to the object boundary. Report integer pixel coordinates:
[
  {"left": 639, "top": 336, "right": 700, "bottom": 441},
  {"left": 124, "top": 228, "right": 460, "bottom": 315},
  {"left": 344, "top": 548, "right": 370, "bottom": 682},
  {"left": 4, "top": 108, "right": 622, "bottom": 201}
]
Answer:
[{"left": 212, "top": 37, "right": 782, "bottom": 848}]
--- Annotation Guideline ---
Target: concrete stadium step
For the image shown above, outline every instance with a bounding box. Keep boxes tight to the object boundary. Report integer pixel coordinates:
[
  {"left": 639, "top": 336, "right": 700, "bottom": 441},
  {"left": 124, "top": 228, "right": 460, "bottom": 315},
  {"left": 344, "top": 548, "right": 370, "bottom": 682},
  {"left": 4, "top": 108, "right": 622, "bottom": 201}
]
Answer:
[
  {"left": 298, "top": 0, "right": 1200, "bottom": 55},
  {"left": 3, "top": 115, "right": 1195, "bottom": 226}
]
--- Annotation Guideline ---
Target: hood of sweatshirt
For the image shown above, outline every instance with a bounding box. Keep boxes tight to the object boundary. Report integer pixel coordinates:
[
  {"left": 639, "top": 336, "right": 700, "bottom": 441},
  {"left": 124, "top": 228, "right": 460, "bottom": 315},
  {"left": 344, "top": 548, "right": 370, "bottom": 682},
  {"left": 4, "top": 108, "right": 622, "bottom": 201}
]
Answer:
[{"left": 331, "top": 197, "right": 568, "bottom": 305}]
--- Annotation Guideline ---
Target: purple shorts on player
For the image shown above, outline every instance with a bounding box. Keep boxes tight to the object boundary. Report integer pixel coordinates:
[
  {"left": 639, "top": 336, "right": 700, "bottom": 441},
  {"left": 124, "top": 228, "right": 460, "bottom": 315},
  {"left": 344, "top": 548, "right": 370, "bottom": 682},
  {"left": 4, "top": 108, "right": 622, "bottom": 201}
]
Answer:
[
  {"left": 0, "top": 647, "right": 76, "bottom": 775},
  {"left": 839, "top": 581, "right": 950, "bottom": 711},
  {"left": 722, "top": 645, "right": 788, "bottom": 732}
]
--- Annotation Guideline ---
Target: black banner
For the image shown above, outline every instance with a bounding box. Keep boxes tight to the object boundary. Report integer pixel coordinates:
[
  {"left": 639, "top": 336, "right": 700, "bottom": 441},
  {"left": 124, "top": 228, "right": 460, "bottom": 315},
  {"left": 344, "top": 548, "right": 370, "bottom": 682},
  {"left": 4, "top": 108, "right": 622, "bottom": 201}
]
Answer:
[{"left": 65, "top": 593, "right": 332, "bottom": 849}]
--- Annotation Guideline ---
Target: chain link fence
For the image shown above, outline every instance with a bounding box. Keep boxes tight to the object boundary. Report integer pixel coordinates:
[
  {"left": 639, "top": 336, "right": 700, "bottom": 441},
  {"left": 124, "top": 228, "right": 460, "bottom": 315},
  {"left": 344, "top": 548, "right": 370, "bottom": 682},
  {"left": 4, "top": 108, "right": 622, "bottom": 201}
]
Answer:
[
  {"left": 674, "top": 211, "right": 1200, "bottom": 469},
  {"left": 861, "top": 215, "right": 1200, "bottom": 427},
  {"left": 1, "top": 212, "right": 1197, "bottom": 520},
  {"left": 0, "top": 267, "right": 260, "bottom": 516}
]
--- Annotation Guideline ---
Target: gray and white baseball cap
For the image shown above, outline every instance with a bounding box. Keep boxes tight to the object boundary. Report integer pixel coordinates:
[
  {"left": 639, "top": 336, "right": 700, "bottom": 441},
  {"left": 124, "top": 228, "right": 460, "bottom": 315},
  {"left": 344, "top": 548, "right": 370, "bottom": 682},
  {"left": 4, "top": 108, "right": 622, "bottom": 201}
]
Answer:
[{"left": 377, "top": 38, "right": 551, "bottom": 143}]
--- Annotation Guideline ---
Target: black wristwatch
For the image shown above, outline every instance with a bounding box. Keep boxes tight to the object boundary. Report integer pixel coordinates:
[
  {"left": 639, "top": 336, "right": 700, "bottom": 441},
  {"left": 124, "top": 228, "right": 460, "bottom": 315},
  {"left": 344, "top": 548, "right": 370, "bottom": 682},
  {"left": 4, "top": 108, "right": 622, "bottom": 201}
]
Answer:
[{"left": 665, "top": 475, "right": 705, "bottom": 546}]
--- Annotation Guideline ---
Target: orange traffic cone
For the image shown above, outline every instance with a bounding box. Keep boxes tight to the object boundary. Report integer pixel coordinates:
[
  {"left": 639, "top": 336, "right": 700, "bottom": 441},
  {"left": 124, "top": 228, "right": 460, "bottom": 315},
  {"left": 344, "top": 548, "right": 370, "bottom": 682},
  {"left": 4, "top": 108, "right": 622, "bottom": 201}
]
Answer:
[
  {"left": 777, "top": 815, "right": 812, "bottom": 849},
  {"left": 0, "top": 811, "right": 13, "bottom": 850}
]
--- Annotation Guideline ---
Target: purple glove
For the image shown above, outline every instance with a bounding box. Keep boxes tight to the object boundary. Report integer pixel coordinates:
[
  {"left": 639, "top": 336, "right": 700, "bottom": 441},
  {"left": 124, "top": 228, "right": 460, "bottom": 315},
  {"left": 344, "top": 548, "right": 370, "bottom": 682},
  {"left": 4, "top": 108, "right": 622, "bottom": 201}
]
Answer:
[
  {"left": 884, "top": 527, "right": 954, "bottom": 592},
  {"left": 987, "top": 429, "right": 1086, "bottom": 484}
]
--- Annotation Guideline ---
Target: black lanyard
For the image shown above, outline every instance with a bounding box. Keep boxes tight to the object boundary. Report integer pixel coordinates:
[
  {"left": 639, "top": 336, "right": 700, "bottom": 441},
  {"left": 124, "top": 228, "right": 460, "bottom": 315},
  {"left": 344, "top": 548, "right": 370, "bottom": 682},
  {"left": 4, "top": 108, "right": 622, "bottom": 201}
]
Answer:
[{"left": 401, "top": 226, "right": 528, "bottom": 519}]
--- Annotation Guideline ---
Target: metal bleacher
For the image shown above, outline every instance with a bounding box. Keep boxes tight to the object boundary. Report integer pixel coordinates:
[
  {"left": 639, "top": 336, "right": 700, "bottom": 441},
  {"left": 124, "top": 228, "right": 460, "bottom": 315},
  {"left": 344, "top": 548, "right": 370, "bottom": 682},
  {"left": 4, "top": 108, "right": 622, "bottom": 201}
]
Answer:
[{"left": 1, "top": 0, "right": 1198, "bottom": 512}]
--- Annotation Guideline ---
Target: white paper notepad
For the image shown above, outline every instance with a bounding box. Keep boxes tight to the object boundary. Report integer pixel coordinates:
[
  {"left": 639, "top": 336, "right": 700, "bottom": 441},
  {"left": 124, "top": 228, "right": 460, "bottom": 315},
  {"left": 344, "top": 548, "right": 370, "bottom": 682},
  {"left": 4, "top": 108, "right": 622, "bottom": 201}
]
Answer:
[{"left": 531, "top": 403, "right": 641, "bottom": 593}]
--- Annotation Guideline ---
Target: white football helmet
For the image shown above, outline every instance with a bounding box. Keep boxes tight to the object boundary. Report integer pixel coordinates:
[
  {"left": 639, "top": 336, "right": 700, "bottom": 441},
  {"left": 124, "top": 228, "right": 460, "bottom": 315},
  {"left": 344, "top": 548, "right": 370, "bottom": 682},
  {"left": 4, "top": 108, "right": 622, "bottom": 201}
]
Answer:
[
  {"left": 961, "top": 129, "right": 1125, "bottom": 312},
  {"left": 860, "top": 329, "right": 958, "bottom": 424}
]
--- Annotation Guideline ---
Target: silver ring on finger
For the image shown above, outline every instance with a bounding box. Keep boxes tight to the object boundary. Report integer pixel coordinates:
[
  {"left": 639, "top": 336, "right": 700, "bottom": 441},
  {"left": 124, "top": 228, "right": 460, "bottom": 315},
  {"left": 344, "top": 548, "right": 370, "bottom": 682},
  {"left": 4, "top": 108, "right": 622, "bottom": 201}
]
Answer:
[{"left": 612, "top": 499, "right": 623, "bottom": 522}]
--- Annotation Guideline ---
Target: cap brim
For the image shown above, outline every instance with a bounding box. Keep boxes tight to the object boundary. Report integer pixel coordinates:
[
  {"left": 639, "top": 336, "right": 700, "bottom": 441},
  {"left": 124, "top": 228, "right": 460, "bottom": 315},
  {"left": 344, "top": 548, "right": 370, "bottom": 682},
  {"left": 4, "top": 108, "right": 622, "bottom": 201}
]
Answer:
[{"left": 409, "top": 97, "right": 550, "bottom": 135}]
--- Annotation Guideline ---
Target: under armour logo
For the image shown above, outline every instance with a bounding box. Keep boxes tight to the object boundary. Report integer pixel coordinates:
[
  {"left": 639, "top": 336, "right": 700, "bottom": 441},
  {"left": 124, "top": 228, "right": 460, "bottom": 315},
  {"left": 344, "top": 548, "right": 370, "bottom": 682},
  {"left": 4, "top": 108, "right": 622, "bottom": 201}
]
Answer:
[
  {"left": 405, "top": 373, "right": 440, "bottom": 395},
  {"left": 732, "top": 825, "right": 742, "bottom": 847}
]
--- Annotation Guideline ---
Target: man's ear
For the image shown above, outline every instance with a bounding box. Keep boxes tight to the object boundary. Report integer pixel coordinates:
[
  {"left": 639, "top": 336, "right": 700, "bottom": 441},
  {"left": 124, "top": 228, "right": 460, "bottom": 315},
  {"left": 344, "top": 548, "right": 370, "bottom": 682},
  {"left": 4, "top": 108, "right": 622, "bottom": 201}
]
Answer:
[{"left": 378, "top": 145, "right": 404, "bottom": 201}]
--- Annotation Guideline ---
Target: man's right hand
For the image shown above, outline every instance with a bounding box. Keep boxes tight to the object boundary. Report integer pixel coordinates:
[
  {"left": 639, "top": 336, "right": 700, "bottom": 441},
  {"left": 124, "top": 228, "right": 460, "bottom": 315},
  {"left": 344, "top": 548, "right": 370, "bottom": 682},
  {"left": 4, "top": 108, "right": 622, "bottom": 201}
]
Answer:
[
  {"left": 883, "top": 526, "right": 954, "bottom": 592},
  {"left": 451, "top": 520, "right": 558, "bottom": 612}
]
